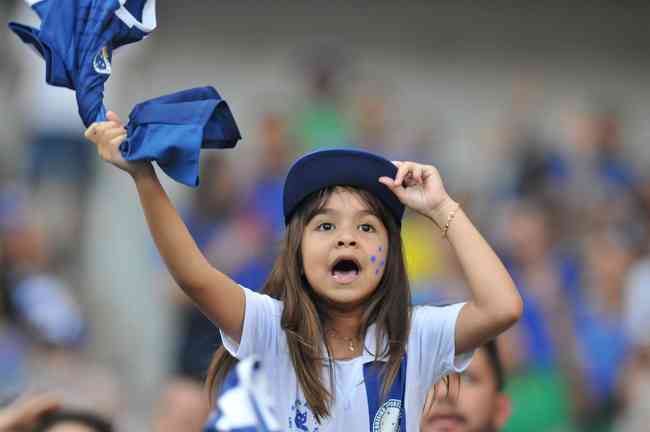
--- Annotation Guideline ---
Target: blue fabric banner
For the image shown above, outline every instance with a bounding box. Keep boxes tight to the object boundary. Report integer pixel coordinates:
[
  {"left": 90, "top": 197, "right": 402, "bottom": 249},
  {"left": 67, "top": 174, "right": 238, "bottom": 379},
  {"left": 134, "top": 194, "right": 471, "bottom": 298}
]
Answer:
[
  {"left": 204, "top": 357, "right": 282, "bottom": 432},
  {"left": 122, "top": 87, "right": 241, "bottom": 186},
  {"left": 9, "top": 0, "right": 156, "bottom": 127},
  {"left": 9, "top": 0, "right": 241, "bottom": 187}
]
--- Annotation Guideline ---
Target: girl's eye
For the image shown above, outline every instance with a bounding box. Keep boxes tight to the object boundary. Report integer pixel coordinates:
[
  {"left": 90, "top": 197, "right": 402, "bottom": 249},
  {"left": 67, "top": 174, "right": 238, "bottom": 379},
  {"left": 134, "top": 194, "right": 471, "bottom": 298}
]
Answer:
[
  {"left": 359, "top": 223, "right": 375, "bottom": 233},
  {"left": 317, "top": 222, "right": 335, "bottom": 231}
]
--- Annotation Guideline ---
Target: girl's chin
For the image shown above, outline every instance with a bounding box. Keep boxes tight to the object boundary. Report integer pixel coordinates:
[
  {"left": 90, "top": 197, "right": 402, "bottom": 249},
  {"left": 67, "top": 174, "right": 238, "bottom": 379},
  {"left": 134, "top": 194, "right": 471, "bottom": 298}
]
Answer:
[{"left": 315, "top": 287, "right": 377, "bottom": 309}]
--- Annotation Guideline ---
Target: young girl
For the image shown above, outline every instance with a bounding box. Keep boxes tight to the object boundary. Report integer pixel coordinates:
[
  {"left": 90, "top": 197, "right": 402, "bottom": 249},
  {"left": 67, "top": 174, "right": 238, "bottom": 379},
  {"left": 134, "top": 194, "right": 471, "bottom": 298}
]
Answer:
[{"left": 86, "top": 112, "right": 523, "bottom": 431}]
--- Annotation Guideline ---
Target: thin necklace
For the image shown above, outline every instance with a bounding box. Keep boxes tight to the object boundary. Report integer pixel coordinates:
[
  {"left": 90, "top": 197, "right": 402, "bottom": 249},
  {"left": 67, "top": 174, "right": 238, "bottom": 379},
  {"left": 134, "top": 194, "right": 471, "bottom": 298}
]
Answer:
[{"left": 327, "top": 328, "right": 358, "bottom": 352}]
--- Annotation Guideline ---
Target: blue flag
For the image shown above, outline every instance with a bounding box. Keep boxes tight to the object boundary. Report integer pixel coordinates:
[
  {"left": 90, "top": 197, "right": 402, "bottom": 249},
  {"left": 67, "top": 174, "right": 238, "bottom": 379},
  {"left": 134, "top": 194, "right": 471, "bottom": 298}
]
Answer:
[
  {"left": 122, "top": 87, "right": 241, "bottom": 187},
  {"left": 204, "top": 357, "right": 282, "bottom": 432},
  {"left": 9, "top": 0, "right": 156, "bottom": 127},
  {"left": 9, "top": 0, "right": 241, "bottom": 187}
]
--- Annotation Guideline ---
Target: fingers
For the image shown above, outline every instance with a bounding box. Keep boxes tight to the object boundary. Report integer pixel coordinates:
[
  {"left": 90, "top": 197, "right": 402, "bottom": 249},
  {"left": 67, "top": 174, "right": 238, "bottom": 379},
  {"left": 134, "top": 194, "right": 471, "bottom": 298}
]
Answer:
[
  {"left": 106, "top": 110, "right": 123, "bottom": 124},
  {"left": 95, "top": 121, "right": 125, "bottom": 135},
  {"left": 104, "top": 127, "right": 126, "bottom": 142},
  {"left": 109, "top": 133, "right": 127, "bottom": 148},
  {"left": 84, "top": 121, "right": 126, "bottom": 143},
  {"left": 378, "top": 176, "right": 394, "bottom": 187},
  {"left": 84, "top": 123, "right": 98, "bottom": 140},
  {"left": 392, "top": 161, "right": 425, "bottom": 187},
  {"left": 381, "top": 162, "right": 439, "bottom": 190}
]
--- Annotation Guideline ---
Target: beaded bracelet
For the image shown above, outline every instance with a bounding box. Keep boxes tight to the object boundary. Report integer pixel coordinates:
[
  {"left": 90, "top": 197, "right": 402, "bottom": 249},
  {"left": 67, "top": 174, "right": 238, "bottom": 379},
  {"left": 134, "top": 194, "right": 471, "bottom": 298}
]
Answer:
[{"left": 441, "top": 203, "right": 461, "bottom": 238}]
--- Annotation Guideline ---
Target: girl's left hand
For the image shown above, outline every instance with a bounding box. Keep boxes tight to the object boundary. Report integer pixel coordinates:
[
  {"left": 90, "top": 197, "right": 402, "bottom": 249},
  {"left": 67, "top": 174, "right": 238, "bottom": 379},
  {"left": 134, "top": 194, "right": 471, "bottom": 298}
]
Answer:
[{"left": 379, "top": 161, "right": 451, "bottom": 221}]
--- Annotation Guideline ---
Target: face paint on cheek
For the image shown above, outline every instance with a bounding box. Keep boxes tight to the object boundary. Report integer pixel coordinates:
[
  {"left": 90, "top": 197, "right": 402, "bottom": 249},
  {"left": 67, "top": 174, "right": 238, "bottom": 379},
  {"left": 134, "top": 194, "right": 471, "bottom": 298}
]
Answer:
[{"left": 373, "top": 246, "right": 386, "bottom": 276}]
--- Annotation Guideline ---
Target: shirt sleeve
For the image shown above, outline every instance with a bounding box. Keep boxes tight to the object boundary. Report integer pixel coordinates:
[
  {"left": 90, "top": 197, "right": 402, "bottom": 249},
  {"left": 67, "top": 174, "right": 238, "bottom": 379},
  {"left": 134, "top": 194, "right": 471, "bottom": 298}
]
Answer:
[
  {"left": 409, "top": 303, "right": 474, "bottom": 384},
  {"left": 219, "top": 286, "right": 285, "bottom": 360}
]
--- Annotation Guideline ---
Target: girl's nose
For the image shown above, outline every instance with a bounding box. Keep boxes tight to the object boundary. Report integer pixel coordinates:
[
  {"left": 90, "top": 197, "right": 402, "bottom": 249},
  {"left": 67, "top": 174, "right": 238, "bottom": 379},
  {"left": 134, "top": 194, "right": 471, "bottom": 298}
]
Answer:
[
  {"left": 337, "top": 239, "right": 357, "bottom": 247},
  {"left": 336, "top": 232, "right": 357, "bottom": 247}
]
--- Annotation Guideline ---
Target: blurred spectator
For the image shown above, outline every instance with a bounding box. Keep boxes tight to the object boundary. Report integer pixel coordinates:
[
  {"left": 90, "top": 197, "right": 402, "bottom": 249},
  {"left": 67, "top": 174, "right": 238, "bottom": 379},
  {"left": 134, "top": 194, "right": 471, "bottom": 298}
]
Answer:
[
  {"left": 615, "top": 202, "right": 650, "bottom": 431},
  {"left": 292, "top": 43, "right": 354, "bottom": 152},
  {"left": 0, "top": 393, "right": 60, "bottom": 431},
  {"left": 0, "top": 189, "right": 86, "bottom": 348},
  {"left": 152, "top": 379, "right": 209, "bottom": 432},
  {"left": 242, "top": 112, "right": 293, "bottom": 240},
  {"left": 622, "top": 247, "right": 650, "bottom": 353},
  {"left": 34, "top": 410, "right": 113, "bottom": 432},
  {"left": 350, "top": 81, "right": 394, "bottom": 155},
  {"left": 558, "top": 107, "right": 640, "bottom": 238},
  {"left": 420, "top": 340, "right": 510, "bottom": 432},
  {"left": 496, "top": 199, "right": 578, "bottom": 432},
  {"left": 0, "top": 186, "right": 120, "bottom": 421},
  {"left": 567, "top": 229, "right": 633, "bottom": 430},
  {"left": 616, "top": 344, "right": 650, "bottom": 432}
]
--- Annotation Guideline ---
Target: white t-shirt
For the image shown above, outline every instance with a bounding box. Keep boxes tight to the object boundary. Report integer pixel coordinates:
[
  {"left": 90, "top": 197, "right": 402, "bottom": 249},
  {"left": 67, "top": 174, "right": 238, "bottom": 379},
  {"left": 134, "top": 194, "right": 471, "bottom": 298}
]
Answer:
[{"left": 220, "top": 287, "right": 473, "bottom": 432}]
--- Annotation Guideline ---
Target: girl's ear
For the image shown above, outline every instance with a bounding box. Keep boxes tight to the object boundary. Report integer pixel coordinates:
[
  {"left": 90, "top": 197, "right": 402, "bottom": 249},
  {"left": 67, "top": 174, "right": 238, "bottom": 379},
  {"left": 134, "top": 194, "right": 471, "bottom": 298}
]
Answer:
[{"left": 493, "top": 394, "right": 512, "bottom": 429}]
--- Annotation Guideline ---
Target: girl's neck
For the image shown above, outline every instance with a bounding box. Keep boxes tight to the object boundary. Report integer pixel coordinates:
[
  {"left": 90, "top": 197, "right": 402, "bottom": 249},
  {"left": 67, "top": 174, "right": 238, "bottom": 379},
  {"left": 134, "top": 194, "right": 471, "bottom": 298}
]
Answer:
[
  {"left": 325, "top": 310, "right": 365, "bottom": 360},
  {"left": 325, "top": 307, "right": 363, "bottom": 338}
]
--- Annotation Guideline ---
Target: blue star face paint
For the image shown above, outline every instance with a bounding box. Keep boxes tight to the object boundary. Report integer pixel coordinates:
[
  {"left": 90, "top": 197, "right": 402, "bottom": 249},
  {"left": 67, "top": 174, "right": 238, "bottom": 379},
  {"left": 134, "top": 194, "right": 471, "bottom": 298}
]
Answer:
[{"left": 373, "top": 246, "right": 386, "bottom": 276}]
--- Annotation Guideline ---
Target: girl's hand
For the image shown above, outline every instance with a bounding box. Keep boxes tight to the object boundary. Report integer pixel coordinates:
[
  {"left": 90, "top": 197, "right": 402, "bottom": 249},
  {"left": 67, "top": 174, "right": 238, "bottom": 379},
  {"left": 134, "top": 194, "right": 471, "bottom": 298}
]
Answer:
[
  {"left": 85, "top": 111, "right": 151, "bottom": 178},
  {"left": 379, "top": 161, "right": 454, "bottom": 224}
]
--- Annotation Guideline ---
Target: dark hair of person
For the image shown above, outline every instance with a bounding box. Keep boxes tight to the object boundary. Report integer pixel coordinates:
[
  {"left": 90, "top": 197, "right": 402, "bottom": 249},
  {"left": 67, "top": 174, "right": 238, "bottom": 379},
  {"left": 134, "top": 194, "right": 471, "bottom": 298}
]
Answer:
[
  {"left": 484, "top": 339, "right": 505, "bottom": 391},
  {"left": 34, "top": 410, "right": 113, "bottom": 432},
  {"left": 206, "top": 185, "right": 411, "bottom": 423},
  {"left": 423, "top": 339, "right": 505, "bottom": 417}
]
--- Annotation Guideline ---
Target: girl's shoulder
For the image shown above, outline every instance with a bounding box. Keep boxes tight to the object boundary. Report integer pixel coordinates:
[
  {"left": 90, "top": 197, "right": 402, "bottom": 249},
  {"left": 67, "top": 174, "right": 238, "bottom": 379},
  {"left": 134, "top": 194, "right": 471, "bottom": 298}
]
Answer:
[
  {"left": 409, "top": 302, "right": 466, "bottom": 329},
  {"left": 240, "top": 285, "right": 284, "bottom": 315}
]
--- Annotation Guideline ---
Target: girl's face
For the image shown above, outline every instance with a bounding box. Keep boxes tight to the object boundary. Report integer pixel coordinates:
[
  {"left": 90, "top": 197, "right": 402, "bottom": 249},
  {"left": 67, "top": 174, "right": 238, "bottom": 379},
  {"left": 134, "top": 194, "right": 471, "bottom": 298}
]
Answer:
[{"left": 301, "top": 188, "right": 389, "bottom": 308}]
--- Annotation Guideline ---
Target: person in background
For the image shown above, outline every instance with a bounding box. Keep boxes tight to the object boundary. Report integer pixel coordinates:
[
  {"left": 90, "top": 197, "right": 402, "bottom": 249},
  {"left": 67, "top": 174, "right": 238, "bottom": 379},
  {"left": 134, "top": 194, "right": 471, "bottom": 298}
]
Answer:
[
  {"left": 0, "top": 393, "right": 60, "bottom": 431},
  {"left": 152, "top": 379, "right": 209, "bottom": 432},
  {"left": 33, "top": 410, "right": 113, "bottom": 432},
  {"left": 420, "top": 340, "right": 511, "bottom": 432}
]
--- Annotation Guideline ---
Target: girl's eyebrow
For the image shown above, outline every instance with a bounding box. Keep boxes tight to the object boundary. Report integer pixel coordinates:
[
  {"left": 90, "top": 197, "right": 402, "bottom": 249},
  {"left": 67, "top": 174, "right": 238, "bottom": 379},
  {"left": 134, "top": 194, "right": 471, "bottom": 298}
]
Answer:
[{"left": 313, "top": 208, "right": 377, "bottom": 217}]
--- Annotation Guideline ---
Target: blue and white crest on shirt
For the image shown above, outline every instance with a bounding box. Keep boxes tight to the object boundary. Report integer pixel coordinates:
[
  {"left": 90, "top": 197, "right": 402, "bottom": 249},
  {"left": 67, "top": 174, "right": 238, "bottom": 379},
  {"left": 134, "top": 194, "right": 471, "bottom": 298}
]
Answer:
[
  {"left": 93, "top": 46, "right": 112, "bottom": 75},
  {"left": 372, "top": 399, "right": 401, "bottom": 432},
  {"left": 288, "top": 399, "right": 319, "bottom": 432}
]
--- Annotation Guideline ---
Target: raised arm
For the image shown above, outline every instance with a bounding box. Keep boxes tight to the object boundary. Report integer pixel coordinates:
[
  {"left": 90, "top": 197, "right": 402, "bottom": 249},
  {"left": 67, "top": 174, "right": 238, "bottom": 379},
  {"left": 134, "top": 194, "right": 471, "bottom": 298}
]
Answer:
[
  {"left": 85, "top": 112, "right": 245, "bottom": 342},
  {"left": 379, "top": 161, "right": 523, "bottom": 355},
  {"left": 427, "top": 197, "right": 522, "bottom": 354}
]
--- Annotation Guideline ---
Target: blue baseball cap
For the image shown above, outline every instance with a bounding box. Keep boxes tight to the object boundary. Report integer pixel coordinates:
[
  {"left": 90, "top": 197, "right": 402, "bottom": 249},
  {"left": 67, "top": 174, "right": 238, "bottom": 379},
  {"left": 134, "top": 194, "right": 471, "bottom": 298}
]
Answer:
[{"left": 283, "top": 148, "right": 404, "bottom": 226}]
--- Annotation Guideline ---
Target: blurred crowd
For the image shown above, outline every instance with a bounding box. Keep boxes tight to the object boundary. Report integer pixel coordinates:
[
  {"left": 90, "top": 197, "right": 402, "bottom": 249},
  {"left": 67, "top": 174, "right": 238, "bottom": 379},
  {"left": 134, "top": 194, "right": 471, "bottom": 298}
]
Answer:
[{"left": 2, "top": 1, "right": 650, "bottom": 431}]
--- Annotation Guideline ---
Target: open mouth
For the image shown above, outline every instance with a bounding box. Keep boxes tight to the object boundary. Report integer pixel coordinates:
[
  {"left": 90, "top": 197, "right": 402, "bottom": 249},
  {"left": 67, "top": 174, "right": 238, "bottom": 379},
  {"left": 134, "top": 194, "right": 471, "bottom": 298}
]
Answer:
[
  {"left": 330, "top": 258, "right": 360, "bottom": 284},
  {"left": 427, "top": 414, "right": 466, "bottom": 429}
]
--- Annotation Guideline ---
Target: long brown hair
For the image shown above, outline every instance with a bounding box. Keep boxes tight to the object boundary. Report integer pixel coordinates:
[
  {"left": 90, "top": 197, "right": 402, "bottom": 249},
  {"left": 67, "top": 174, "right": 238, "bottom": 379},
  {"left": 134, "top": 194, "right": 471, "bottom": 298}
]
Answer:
[{"left": 206, "top": 186, "right": 411, "bottom": 422}]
